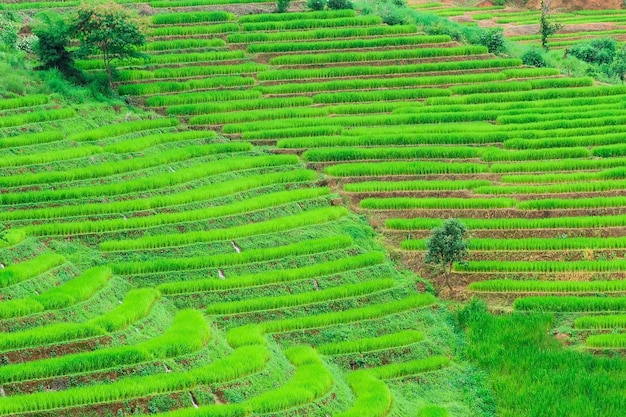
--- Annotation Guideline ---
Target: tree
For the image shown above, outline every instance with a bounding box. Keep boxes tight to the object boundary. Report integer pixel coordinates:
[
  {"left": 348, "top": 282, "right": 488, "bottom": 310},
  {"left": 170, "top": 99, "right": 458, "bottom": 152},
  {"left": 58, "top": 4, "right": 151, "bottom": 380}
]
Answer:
[
  {"left": 74, "top": 1, "right": 146, "bottom": 87},
  {"left": 32, "top": 11, "right": 76, "bottom": 76},
  {"left": 424, "top": 219, "right": 469, "bottom": 292},
  {"left": 479, "top": 27, "right": 505, "bottom": 54},
  {"left": 277, "top": 0, "right": 291, "bottom": 12},
  {"left": 540, "top": 0, "right": 562, "bottom": 50}
]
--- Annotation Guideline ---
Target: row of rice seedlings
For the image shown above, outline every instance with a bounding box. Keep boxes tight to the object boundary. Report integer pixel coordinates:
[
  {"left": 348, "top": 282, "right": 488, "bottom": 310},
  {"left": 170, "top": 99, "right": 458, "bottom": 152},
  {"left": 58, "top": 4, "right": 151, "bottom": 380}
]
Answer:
[
  {"left": 474, "top": 178, "right": 626, "bottom": 195},
  {"left": 77, "top": 51, "right": 245, "bottom": 71},
  {"left": 365, "top": 356, "right": 450, "bottom": 379},
  {"left": 490, "top": 157, "right": 626, "bottom": 174},
  {"left": 0, "top": 310, "right": 209, "bottom": 384},
  {"left": 0, "top": 108, "right": 75, "bottom": 128},
  {"left": 345, "top": 179, "right": 491, "bottom": 192},
  {"left": 592, "top": 143, "right": 626, "bottom": 157},
  {"left": 151, "top": 11, "right": 235, "bottom": 24},
  {"left": 0, "top": 94, "right": 49, "bottom": 110},
  {"left": 334, "top": 372, "right": 391, "bottom": 417},
  {"left": 257, "top": 58, "right": 522, "bottom": 81},
  {"left": 304, "top": 146, "right": 483, "bottom": 162},
  {"left": 448, "top": 80, "right": 532, "bottom": 95},
  {"left": 246, "top": 345, "right": 333, "bottom": 414},
  {"left": 190, "top": 107, "right": 328, "bottom": 125},
  {"left": 139, "top": 39, "right": 226, "bottom": 52},
  {"left": 500, "top": 68, "right": 561, "bottom": 78},
  {"left": 103, "top": 130, "right": 215, "bottom": 153},
  {"left": 269, "top": 46, "right": 488, "bottom": 65},
  {"left": 227, "top": 293, "right": 436, "bottom": 347},
  {"left": 25, "top": 187, "right": 330, "bottom": 236},
  {"left": 0, "top": 253, "right": 65, "bottom": 288},
  {"left": 519, "top": 196, "right": 626, "bottom": 210},
  {"left": 499, "top": 167, "right": 625, "bottom": 184},
  {"left": 326, "top": 161, "right": 488, "bottom": 177},
  {"left": 150, "top": 0, "right": 272, "bottom": 6},
  {"left": 361, "top": 197, "right": 516, "bottom": 210},
  {"left": 499, "top": 115, "right": 626, "bottom": 134},
  {"left": 241, "top": 15, "right": 382, "bottom": 31},
  {"left": 148, "top": 22, "right": 240, "bottom": 37},
  {"left": 228, "top": 24, "right": 418, "bottom": 43},
  {"left": 0, "top": 145, "right": 104, "bottom": 168},
  {"left": 318, "top": 329, "right": 424, "bottom": 355},
  {"left": 457, "top": 260, "right": 626, "bottom": 272},
  {"left": 69, "top": 118, "right": 179, "bottom": 142},
  {"left": 385, "top": 213, "right": 626, "bottom": 230},
  {"left": 247, "top": 35, "right": 451, "bottom": 53},
  {"left": 585, "top": 334, "right": 626, "bottom": 349},
  {"left": 278, "top": 131, "right": 505, "bottom": 149},
  {"left": 0, "top": 131, "right": 64, "bottom": 148},
  {"left": 117, "top": 63, "right": 265, "bottom": 82},
  {"left": 239, "top": 9, "right": 355, "bottom": 23},
  {"left": 426, "top": 85, "right": 626, "bottom": 105},
  {"left": 0, "top": 143, "right": 243, "bottom": 188},
  {"left": 513, "top": 296, "right": 626, "bottom": 312},
  {"left": 112, "top": 235, "right": 353, "bottom": 275},
  {"left": 166, "top": 97, "right": 313, "bottom": 116},
  {"left": 206, "top": 279, "right": 394, "bottom": 315},
  {"left": 574, "top": 315, "right": 626, "bottom": 329},
  {"left": 242, "top": 125, "right": 342, "bottom": 140},
  {"left": 2, "top": 169, "right": 312, "bottom": 222},
  {"left": 118, "top": 76, "right": 255, "bottom": 95},
  {"left": 0, "top": 289, "right": 159, "bottom": 351},
  {"left": 469, "top": 279, "right": 626, "bottom": 293},
  {"left": 100, "top": 206, "right": 347, "bottom": 251},
  {"left": 258, "top": 71, "right": 505, "bottom": 95},
  {"left": 0, "top": 342, "right": 267, "bottom": 414},
  {"left": 0, "top": 229, "right": 26, "bottom": 249},
  {"left": 481, "top": 147, "right": 590, "bottom": 161},
  {"left": 145, "top": 90, "right": 261, "bottom": 107},
  {"left": 0, "top": 267, "right": 113, "bottom": 319},
  {"left": 497, "top": 108, "right": 622, "bottom": 126},
  {"left": 329, "top": 101, "right": 421, "bottom": 115},
  {"left": 505, "top": 132, "right": 626, "bottom": 150},
  {"left": 0, "top": 154, "right": 298, "bottom": 205},
  {"left": 313, "top": 88, "right": 450, "bottom": 104},
  {"left": 157, "top": 252, "right": 385, "bottom": 294}
]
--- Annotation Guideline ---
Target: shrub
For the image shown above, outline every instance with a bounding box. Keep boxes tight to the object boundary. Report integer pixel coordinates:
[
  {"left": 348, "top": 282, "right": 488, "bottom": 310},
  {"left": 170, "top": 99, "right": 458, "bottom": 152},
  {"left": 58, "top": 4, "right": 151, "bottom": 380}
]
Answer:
[
  {"left": 307, "top": 0, "right": 326, "bottom": 10},
  {"left": 521, "top": 48, "right": 546, "bottom": 67},
  {"left": 479, "top": 27, "right": 505, "bottom": 54},
  {"left": 327, "top": 0, "right": 352, "bottom": 9},
  {"left": 277, "top": 0, "right": 291, "bottom": 12}
]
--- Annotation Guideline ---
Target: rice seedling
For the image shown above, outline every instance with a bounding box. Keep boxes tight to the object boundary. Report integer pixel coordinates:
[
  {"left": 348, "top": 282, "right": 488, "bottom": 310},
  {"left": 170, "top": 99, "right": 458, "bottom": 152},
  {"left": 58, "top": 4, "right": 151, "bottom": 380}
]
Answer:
[
  {"left": 228, "top": 25, "right": 417, "bottom": 43},
  {"left": 151, "top": 11, "right": 235, "bottom": 24},
  {"left": 333, "top": 372, "right": 391, "bottom": 417},
  {"left": 304, "top": 146, "right": 483, "bottom": 162},
  {"left": 326, "top": 161, "right": 488, "bottom": 177},
  {"left": 514, "top": 296, "right": 626, "bottom": 312},
  {"left": 366, "top": 356, "right": 450, "bottom": 379},
  {"left": 345, "top": 179, "right": 491, "bottom": 192},
  {"left": 469, "top": 279, "right": 626, "bottom": 293},
  {"left": 318, "top": 330, "right": 424, "bottom": 355},
  {"left": 69, "top": 118, "right": 179, "bottom": 142},
  {"left": 575, "top": 315, "right": 626, "bottom": 329},
  {"left": 118, "top": 77, "right": 255, "bottom": 95},
  {"left": 0, "top": 253, "right": 66, "bottom": 287},
  {"left": 157, "top": 252, "right": 385, "bottom": 294},
  {"left": 241, "top": 16, "right": 382, "bottom": 31},
  {"left": 361, "top": 197, "right": 516, "bottom": 210},
  {"left": 206, "top": 279, "right": 394, "bottom": 315},
  {"left": 0, "top": 108, "right": 75, "bottom": 128},
  {"left": 112, "top": 235, "right": 353, "bottom": 275}
]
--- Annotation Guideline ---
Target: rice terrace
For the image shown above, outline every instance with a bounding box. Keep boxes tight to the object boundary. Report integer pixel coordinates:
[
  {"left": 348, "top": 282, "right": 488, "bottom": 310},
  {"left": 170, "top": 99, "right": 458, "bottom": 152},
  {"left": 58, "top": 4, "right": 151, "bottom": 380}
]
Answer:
[{"left": 3, "top": 0, "right": 626, "bottom": 414}]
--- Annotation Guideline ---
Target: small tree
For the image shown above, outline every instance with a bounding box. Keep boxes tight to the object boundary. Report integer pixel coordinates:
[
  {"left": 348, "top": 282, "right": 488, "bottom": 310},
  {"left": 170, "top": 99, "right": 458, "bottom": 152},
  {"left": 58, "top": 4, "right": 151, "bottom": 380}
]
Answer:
[
  {"left": 424, "top": 219, "right": 469, "bottom": 292},
  {"left": 307, "top": 0, "right": 326, "bottom": 11},
  {"left": 479, "top": 27, "right": 505, "bottom": 54},
  {"left": 540, "top": 0, "right": 562, "bottom": 50},
  {"left": 74, "top": 1, "right": 146, "bottom": 87},
  {"left": 32, "top": 11, "right": 76, "bottom": 76},
  {"left": 277, "top": 0, "right": 291, "bottom": 12}
]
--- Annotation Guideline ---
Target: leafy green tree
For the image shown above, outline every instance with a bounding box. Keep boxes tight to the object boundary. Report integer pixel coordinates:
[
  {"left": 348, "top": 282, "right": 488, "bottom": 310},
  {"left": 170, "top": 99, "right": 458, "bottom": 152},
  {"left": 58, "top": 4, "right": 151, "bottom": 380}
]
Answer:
[
  {"left": 540, "top": 0, "right": 561, "bottom": 50},
  {"left": 277, "top": 0, "right": 291, "bottom": 12},
  {"left": 424, "top": 219, "right": 469, "bottom": 292},
  {"left": 479, "top": 27, "right": 505, "bottom": 54},
  {"left": 74, "top": 1, "right": 146, "bottom": 87},
  {"left": 307, "top": 0, "right": 326, "bottom": 10},
  {"left": 32, "top": 11, "right": 76, "bottom": 76}
]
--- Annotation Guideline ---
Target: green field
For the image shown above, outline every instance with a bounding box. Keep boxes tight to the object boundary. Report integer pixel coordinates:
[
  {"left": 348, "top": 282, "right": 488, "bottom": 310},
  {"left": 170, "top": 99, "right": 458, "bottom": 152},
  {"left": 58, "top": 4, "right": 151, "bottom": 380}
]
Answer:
[{"left": 3, "top": 0, "right": 626, "bottom": 416}]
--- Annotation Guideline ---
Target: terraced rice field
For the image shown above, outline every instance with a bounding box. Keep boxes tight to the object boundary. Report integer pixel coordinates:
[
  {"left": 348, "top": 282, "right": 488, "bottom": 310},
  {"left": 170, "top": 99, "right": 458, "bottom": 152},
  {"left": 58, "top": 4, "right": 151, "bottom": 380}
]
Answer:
[{"left": 4, "top": 0, "right": 626, "bottom": 415}]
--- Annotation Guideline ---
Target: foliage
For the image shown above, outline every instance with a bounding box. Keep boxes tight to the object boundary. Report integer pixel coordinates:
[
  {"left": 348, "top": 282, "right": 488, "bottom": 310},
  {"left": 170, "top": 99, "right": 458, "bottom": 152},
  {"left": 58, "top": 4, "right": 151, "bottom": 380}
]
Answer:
[
  {"left": 307, "top": 0, "right": 327, "bottom": 10},
  {"left": 32, "top": 11, "right": 77, "bottom": 78},
  {"left": 277, "top": 0, "right": 291, "bottom": 12},
  {"left": 478, "top": 27, "right": 505, "bottom": 54},
  {"left": 521, "top": 48, "right": 546, "bottom": 67},
  {"left": 424, "top": 219, "right": 469, "bottom": 291},
  {"left": 569, "top": 37, "right": 617, "bottom": 65},
  {"left": 327, "top": 0, "right": 352, "bottom": 9},
  {"left": 74, "top": 0, "right": 146, "bottom": 86},
  {"left": 540, "top": 0, "right": 562, "bottom": 50},
  {"left": 0, "top": 12, "right": 19, "bottom": 50}
]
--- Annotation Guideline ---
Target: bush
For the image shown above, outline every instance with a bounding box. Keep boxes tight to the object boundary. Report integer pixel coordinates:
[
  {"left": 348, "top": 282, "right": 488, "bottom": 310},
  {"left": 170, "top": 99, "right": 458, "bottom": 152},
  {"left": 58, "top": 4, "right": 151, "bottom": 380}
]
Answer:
[
  {"left": 307, "top": 0, "right": 326, "bottom": 10},
  {"left": 277, "top": 0, "right": 291, "bottom": 12},
  {"left": 570, "top": 38, "right": 616, "bottom": 65},
  {"left": 522, "top": 48, "right": 546, "bottom": 67},
  {"left": 328, "top": 0, "right": 352, "bottom": 9},
  {"left": 479, "top": 28, "right": 505, "bottom": 54}
]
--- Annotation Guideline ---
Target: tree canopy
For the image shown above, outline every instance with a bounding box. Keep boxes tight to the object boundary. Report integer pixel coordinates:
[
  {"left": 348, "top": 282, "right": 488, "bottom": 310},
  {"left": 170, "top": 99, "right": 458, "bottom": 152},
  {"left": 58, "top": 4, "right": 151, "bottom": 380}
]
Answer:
[{"left": 424, "top": 218, "right": 469, "bottom": 291}]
